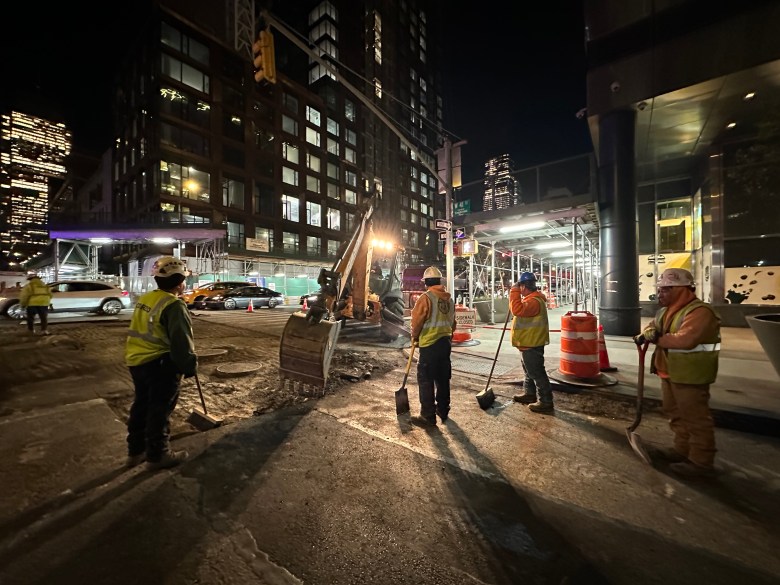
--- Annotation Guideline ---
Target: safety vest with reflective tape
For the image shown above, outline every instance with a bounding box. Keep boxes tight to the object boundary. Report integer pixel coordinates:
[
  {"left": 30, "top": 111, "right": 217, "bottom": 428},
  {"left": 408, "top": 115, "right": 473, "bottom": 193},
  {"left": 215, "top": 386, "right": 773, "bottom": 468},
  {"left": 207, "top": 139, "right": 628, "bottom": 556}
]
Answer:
[
  {"left": 511, "top": 294, "right": 549, "bottom": 349},
  {"left": 418, "top": 290, "right": 454, "bottom": 348},
  {"left": 654, "top": 300, "right": 720, "bottom": 384},
  {"left": 125, "top": 289, "right": 183, "bottom": 367}
]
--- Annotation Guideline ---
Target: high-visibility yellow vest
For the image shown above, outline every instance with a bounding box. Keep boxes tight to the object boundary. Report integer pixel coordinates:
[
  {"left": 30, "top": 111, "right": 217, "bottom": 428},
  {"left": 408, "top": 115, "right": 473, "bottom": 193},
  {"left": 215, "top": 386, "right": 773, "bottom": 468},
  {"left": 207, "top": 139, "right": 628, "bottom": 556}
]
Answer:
[
  {"left": 654, "top": 300, "right": 720, "bottom": 384},
  {"left": 511, "top": 294, "right": 549, "bottom": 348},
  {"left": 125, "top": 289, "right": 182, "bottom": 367},
  {"left": 418, "top": 291, "right": 454, "bottom": 347},
  {"left": 21, "top": 278, "right": 52, "bottom": 307}
]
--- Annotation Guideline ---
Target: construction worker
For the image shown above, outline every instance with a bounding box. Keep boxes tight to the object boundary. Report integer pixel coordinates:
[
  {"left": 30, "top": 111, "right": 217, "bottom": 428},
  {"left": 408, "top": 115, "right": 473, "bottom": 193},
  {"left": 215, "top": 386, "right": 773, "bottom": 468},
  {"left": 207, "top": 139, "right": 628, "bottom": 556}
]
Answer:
[
  {"left": 510, "top": 272, "right": 554, "bottom": 414},
  {"left": 635, "top": 268, "right": 720, "bottom": 479},
  {"left": 19, "top": 272, "right": 53, "bottom": 335},
  {"left": 409, "top": 266, "right": 456, "bottom": 427},
  {"left": 125, "top": 256, "right": 197, "bottom": 470}
]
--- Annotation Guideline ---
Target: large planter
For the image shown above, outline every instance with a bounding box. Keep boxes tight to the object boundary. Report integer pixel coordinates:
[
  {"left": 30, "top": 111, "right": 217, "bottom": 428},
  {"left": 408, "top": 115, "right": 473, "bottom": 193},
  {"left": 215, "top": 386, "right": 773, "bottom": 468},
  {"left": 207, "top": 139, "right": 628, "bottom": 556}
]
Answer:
[
  {"left": 474, "top": 297, "right": 509, "bottom": 325},
  {"left": 746, "top": 314, "right": 780, "bottom": 378}
]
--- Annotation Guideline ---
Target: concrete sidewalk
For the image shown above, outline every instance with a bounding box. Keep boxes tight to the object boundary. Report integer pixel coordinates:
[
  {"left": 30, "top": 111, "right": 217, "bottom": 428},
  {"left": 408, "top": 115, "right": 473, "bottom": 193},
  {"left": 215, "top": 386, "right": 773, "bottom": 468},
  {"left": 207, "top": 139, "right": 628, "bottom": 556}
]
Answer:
[{"left": 452, "top": 304, "right": 780, "bottom": 427}]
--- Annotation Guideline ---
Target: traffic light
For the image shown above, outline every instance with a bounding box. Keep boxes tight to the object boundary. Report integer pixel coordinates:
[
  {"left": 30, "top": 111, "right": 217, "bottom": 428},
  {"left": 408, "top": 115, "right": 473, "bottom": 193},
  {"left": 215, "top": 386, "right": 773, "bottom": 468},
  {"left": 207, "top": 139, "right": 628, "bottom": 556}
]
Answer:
[{"left": 252, "top": 28, "right": 276, "bottom": 84}]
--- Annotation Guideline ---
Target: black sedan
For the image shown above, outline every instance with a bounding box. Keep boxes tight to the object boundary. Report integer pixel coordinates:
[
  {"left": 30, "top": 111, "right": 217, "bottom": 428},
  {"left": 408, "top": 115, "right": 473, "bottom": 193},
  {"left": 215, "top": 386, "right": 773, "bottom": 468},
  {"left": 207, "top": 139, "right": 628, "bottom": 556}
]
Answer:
[{"left": 203, "top": 286, "right": 285, "bottom": 310}]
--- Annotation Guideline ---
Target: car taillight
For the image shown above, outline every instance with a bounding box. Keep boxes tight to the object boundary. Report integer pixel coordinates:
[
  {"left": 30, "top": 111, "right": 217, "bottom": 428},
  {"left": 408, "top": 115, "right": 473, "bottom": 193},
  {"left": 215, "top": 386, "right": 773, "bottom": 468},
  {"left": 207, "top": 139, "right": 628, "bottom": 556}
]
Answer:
[{"left": 121, "top": 290, "right": 129, "bottom": 297}]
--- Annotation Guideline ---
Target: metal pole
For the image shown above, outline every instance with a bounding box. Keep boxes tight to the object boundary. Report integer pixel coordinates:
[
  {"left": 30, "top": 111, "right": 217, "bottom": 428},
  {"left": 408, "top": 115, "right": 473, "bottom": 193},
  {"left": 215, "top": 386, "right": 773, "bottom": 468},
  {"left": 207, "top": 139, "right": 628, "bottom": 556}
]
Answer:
[
  {"left": 468, "top": 251, "right": 474, "bottom": 309},
  {"left": 444, "top": 137, "right": 455, "bottom": 296},
  {"left": 490, "top": 241, "right": 496, "bottom": 324},
  {"left": 572, "top": 218, "right": 578, "bottom": 310}
]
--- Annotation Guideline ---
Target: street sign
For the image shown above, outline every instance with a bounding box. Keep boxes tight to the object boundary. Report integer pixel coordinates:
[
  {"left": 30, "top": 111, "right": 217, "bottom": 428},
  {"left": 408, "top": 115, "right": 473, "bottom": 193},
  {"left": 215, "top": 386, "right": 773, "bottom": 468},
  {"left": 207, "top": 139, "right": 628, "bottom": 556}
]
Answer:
[
  {"left": 454, "top": 228, "right": 465, "bottom": 239},
  {"left": 438, "top": 231, "right": 448, "bottom": 241},
  {"left": 453, "top": 200, "right": 470, "bottom": 216},
  {"left": 435, "top": 219, "right": 452, "bottom": 230}
]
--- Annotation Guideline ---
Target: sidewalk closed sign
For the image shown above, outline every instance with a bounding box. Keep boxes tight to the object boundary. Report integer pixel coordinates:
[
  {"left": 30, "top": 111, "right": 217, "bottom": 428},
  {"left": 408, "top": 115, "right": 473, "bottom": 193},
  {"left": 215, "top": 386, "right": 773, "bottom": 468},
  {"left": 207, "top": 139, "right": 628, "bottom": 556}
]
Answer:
[{"left": 455, "top": 308, "right": 476, "bottom": 329}]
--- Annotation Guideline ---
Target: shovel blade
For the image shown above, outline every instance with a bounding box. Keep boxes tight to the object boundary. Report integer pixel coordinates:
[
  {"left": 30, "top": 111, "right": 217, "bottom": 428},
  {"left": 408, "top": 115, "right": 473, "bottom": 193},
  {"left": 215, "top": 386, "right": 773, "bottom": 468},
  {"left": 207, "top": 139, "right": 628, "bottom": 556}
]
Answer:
[
  {"left": 476, "top": 387, "right": 495, "bottom": 410},
  {"left": 187, "top": 409, "right": 221, "bottom": 431},
  {"left": 626, "top": 429, "right": 653, "bottom": 466},
  {"left": 395, "top": 387, "right": 410, "bottom": 415}
]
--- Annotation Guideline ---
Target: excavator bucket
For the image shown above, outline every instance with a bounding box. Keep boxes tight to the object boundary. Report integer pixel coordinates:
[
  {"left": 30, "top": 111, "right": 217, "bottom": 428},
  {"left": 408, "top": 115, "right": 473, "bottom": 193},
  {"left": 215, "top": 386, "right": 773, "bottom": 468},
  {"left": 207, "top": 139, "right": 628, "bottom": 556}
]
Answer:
[{"left": 279, "top": 312, "right": 342, "bottom": 389}]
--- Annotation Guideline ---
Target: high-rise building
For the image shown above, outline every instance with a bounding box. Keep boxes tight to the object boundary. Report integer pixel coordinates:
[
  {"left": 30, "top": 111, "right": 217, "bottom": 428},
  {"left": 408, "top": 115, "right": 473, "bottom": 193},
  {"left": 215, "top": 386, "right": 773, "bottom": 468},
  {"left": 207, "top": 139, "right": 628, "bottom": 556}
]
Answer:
[
  {"left": 0, "top": 111, "right": 71, "bottom": 268},
  {"left": 483, "top": 154, "right": 518, "bottom": 211}
]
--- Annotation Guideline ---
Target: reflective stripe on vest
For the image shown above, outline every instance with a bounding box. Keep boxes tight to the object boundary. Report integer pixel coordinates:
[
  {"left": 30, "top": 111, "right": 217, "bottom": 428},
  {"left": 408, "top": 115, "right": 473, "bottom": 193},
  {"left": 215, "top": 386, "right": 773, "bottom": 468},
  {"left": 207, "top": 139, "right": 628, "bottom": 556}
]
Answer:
[
  {"left": 418, "top": 291, "right": 454, "bottom": 347},
  {"left": 654, "top": 300, "right": 720, "bottom": 384},
  {"left": 126, "top": 290, "right": 180, "bottom": 366},
  {"left": 511, "top": 295, "right": 549, "bottom": 348}
]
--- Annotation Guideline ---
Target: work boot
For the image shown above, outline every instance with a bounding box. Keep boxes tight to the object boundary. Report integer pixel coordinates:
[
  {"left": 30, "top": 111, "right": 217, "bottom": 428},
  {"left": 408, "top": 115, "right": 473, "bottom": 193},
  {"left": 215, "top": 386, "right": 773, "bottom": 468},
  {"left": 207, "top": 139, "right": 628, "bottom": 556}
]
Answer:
[
  {"left": 528, "top": 401, "right": 555, "bottom": 414},
  {"left": 146, "top": 450, "right": 189, "bottom": 471},
  {"left": 670, "top": 461, "right": 716, "bottom": 479},
  {"left": 436, "top": 408, "right": 449, "bottom": 423},
  {"left": 656, "top": 447, "right": 688, "bottom": 463},
  {"left": 513, "top": 393, "right": 537, "bottom": 404},
  {"left": 41, "top": 330, "right": 51, "bottom": 336},
  {"left": 125, "top": 453, "right": 146, "bottom": 468},
  {"left": 410, "top": 415, "right": 437, "bottom": 428}
]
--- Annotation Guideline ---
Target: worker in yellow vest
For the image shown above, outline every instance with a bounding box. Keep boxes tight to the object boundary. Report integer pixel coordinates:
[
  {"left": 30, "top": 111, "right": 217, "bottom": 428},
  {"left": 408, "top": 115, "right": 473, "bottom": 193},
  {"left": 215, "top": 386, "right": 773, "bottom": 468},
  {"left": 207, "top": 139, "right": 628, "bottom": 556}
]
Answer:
[
  {"left": 510, "top": 272, "right": 553, "bottom": 413},
  {"left": 409, "top": 266, "right": 456, "bottom": 427},
  {"left": 19, "top": 273, "right": 53, "bottom": 335},
  {"left": 635, "top": 268, "right": 720, "bottom": 479},
  {"left": 125, "top": 256, "right": 197, "bottom": 470}
]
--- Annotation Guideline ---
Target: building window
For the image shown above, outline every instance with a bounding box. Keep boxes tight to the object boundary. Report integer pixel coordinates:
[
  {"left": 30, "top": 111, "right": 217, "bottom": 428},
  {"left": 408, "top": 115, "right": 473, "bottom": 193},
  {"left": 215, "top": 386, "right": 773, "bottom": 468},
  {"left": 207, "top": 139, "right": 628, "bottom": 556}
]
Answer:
[
  {"left": 306, "top": 175, "right": 321, "bottom": 194},
  {"left": 283, "top": 93, "right": 299, "bottom": 114},
  {"left": 373, "top": 12, "right": 382, "bottom": 65},
  {"left": 345, "top": 188, "right": 357, "bottom": 204},
  {"left": 327, "top": 162, "right": 339, "bottom": 180},
  {"left": 410, "top": 230, "right": 419, "bottom": 248},
  {"left": 346, "top": 212, "right": 356, "bottom": 231},
  {"left": 222, "top": 177, "right": 245, "bottom": 209},
  {"left": 283, "top": 231, "right": 299, "bottom": 253},
  {"left": 306, "top": 106, "right": 321, "bottom": 126},
  {"left": 283, "top": 142, "right": 299, "bottom": 164},
  {"left": 306, "top": 201, "right": 322, "bottom": 226},
  {"left": 255, "top": 124, "right": 275, "bottom": 152},
  {"left": 227, "top": 220, "right": 244, "bottom": 247},
  {"left": 374, "top": 77, "right": 382, "bottom": 99},
  {"left": 310, "top": 20, "right": 338, "bottom": 43},
  {"left": 223, "top": 113, "right": 244, "bottom": 142},
  {"left": 327, "top": 118, "right": 339, "bottom": 136},
  {"left": 159, "top": 87, "right": 210, "bottom": 126},
  {"left": 345, "top": 170, "right": 357, "bottom": 187},
  {"left": 306, "top": 127, "right": 321, "bottom": 147},
  {"left": 254, "top": 181, "right": 275, "bottom": 215},
  {"left": 282, "top": 194, "right": 299, "bottom": 222},
  {"left": 160, "top": 54, "right": 209, "bottom": 94},
  {"left": 160, "top": 160, "right": 210, "bottom": 202},
  {"left": 161, "top": 22, "right": 209, "bottom": 65},
  {"left": 327, "top": 183, "right": 339, "bottom": 199},
  {"left": 160, "top": 121, "right": 210, "bottom": 157},
  {"left": 344, "top": 147, "right": 356, "bottom": 164},
  {"left": 345, "top": 99, "right": 356, "bottom": 122},
  {"left": 307, "top": 235, "right": 321, "bottom": 256},
  {"left": 308, "top": 1, "right": 338, "bottom": 25},
  {"left": 282, "top": 166, "right": 299, "bottom": 186},
  {"left": 328, "top": 239, "right": 339, "bottom": 257},
  {"left": 307, "top": 153, "right": 321, "bottom": 172},
  {"left": 345, "top": 129, "right": 357, "bottom": 146},
  {"left": 255, "top": 227, "right": 272, "bottom": 250},
  {"left": 327, "top": 138, "right": 339, "bottom": 156},
  {"left": 282, "top": 115, "right": 298, "bottom": 136},
  {"left": 327, "top": 207, "right": 341, "bottom": 230}
]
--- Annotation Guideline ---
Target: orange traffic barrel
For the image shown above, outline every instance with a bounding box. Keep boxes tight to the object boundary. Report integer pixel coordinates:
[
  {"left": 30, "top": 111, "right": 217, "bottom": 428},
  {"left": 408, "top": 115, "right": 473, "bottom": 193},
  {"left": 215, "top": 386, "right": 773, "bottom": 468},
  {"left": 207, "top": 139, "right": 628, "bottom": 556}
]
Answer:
[
  {"left": 452, "top": 305, "right": 475, "bottom": 343},
  {"left": 560, "top": 311, "right": 600, "bottom": 379}
]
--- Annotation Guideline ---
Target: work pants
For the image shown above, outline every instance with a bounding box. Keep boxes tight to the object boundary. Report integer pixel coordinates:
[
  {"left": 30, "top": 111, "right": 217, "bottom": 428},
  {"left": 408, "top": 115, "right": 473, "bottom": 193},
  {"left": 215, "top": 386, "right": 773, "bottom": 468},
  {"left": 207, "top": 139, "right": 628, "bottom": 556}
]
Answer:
[
  {"left": 26, "top": 306, "right": 48, "bottom": 332},
  {"left": 127, "top": 355, "right": 181, "bottom": 461},
  {"left": 417, "top": 336, "right": 451, "bottom": 419},
  {"left": 661, "top": 378, "right": 717, "bottom": 467},
  {"left": 521, "top": 346, "right": 553, "bottom": 404}
]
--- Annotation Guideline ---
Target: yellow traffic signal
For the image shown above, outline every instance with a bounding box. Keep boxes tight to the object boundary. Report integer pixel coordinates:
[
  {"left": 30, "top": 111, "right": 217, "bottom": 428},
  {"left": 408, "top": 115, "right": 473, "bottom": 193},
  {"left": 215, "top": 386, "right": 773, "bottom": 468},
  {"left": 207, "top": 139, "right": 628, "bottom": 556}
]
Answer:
[{"left": 252, "top": 29, "right": 276, "bottom": 84}]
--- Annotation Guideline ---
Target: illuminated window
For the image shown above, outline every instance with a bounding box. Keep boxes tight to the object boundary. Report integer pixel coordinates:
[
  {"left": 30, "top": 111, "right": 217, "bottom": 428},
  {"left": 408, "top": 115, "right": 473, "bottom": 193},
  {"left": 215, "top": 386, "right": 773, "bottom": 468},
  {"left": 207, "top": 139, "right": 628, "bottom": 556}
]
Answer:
[
  {"left": 327, "top": 163, "right": 339, "bottom": 180},
  {"left": 345, "top": 170, "right": 357, "bottom": 187},
  {"left": 160, "top": 160, "right": 210, "bottom": 202},
  {"left": 373, "top": 12, "right": 382, "bottom": 65},
  {"left": 307, "top": 153, "right": 321, "bottom": 172},
  {"left": 306, "top": 127, "right": 321, "bottom": 147},
  {"left": 345, "top": 189, "right": 357, "bottom": 204},
  {"left": 328, "top": 239, "right": 339, "bottom": 257},
  {"left": 160, "top": 54, "right": 209, "bottom": 93},
  {"left": 327, "top": 208, "right": 341, "bottom": 230},
  {"left": 226, "top": 220, "right": 244, "bottom": 247},
  {"left": 282, "top": 195, "right": 299, "bottom": 222},
  {"left": 283, "top": 231, "right": 299, "bottom": 253},
  {"left": 222, "top": 177, "right": 245, "bottom": 209},
  {"left": 282, "top": 115, "right": 298, "bottom": 136},
  {"left": 344, "top": 147, "right": 356, "bottom": 164},
  {"left": 327, "top": 183, "right": 339, "bottom": 199},
  {"left": 282, "top": 167, "right": 299, "bottom": 186},
  {"left": 308, "top": 1, "right": 338, "bottom": 25},
  {"left": 283, "top": 93, "right": 298, "bottom": 113},
  {"left": 283, "top": 142, "right": 299, "bottom": 164},
  {"left": 345, "top": 129, "right": 357, "bottom": 146},
  {"left": 306, "top": 201, "right": 322, "bottom": 226},
  {"left": 345, "top": 100, "right": 356, "bottom": 122},
  {"left": 327, "top": 118, "right": 339, "bottom": 136},
  {"left": 374, "top": 78, "right": 382, "bottom": 99},
  {"left": 307, "top": 236, "right": 321, "bottom": 256},
  {"left": 306, "top": 175, "right": 321, "bottom": 194},
  {"left": 306, "top": 106, "right": 321, "bottom": 126}
]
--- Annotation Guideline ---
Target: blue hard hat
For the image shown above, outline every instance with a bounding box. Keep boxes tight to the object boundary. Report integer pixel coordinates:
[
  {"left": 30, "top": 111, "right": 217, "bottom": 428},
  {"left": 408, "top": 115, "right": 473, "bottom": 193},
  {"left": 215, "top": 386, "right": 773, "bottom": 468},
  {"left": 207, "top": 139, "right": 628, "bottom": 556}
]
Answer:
[{"left": 518, "top": 272, "right": 536, "bottom": 284}]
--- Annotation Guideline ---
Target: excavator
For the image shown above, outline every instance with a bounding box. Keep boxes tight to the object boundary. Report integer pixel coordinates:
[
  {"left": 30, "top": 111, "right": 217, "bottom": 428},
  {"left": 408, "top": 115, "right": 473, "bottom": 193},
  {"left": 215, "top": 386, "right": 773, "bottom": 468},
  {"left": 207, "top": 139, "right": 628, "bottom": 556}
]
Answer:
[{"left": 279, "top": 201, "right": 409, "bottom": 389}]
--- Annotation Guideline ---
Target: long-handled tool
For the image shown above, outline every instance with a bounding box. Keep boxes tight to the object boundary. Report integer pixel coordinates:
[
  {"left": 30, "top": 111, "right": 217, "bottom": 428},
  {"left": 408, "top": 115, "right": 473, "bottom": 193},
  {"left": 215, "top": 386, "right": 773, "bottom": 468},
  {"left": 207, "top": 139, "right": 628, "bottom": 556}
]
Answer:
[
  {"left": 186, "top": 373, "right": 221, "bottom": 431},
  {"left": 476, "top": 307, "right": 513, "bottom": 409},
  {"left": 395, "top": 342, "right": 415, "bottom": 415},
  {"left": 626, "top": 341, "right": 652, "bottom": 465}
]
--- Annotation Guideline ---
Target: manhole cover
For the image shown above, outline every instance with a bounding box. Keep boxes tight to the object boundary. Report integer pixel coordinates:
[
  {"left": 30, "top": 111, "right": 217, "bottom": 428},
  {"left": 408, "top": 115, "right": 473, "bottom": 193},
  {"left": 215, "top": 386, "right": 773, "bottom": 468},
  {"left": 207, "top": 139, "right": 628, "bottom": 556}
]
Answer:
[
  {"left": 198, "top": 348, "right": 229, "bottom": 360},
  {"left": 214, "top": 362, "right": 262, "bottom": 377},
  {"left": 451, "top": 354, "right": 515, "bottom": 377}
]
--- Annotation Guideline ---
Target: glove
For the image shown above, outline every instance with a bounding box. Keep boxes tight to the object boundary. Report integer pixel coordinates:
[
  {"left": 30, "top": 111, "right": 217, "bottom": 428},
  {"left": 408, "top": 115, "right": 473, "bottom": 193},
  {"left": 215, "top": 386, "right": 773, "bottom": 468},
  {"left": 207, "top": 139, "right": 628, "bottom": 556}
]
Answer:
[
  {"left": 633, "top": 335, "right": 646, "bottom": 347},
  {"left": 634, "top": 328, "right": 659, "bottom": 345}
]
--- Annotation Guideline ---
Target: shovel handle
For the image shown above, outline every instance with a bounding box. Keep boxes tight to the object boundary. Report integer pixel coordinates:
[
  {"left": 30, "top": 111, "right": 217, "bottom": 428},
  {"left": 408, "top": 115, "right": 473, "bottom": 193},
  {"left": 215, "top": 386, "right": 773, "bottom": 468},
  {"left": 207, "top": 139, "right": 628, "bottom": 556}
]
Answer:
[
  {"left": 401, "top": 342, "right": 416, "bottom": 387},
  {"left": 484, "top": 308, "right": 513, "bottom": 392},
  {"left": 628, "top": 342, "right": 649, "bottom": 433},
  {"left": 194, "top": 372, "right": 208, "bottom": 416}
]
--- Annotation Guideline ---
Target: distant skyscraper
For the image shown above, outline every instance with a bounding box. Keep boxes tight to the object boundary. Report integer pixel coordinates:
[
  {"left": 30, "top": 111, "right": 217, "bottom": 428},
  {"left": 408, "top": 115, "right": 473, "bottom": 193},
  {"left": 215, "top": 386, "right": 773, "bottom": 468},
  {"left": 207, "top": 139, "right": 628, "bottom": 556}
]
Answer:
[
  {"left": 483, "top": 154, "right": 518, "bottom": 211},
  {"left": 0, "top": 111, "right": 71, "bottom": 266}
]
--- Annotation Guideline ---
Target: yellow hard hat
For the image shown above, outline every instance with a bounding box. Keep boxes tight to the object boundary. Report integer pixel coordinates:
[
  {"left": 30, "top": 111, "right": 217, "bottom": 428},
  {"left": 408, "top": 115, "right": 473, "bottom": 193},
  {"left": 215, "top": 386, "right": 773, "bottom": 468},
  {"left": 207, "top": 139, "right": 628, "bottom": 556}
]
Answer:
[{"left": 422, "top": 266, "right": 443, "bottom": 280}]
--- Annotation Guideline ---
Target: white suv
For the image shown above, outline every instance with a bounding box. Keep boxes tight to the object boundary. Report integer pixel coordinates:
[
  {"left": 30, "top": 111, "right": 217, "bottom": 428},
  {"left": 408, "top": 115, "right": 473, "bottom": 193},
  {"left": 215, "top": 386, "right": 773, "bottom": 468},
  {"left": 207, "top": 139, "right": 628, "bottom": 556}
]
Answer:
[{"left": 2, "top": 280, "right": 132, "bottom": 319}]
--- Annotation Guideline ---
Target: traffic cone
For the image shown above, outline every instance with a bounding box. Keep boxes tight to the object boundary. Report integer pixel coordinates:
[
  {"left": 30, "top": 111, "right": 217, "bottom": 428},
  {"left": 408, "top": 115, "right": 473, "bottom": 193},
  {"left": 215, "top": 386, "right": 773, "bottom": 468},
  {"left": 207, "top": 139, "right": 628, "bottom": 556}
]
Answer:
[
  {"left": 302, "top": 297, "right": 308, "bottom": 311},
  {"left": 246, "top": 301, "right": 254, "bottom": 313},
  {"left": 598, "top": 324, "right": 617, "bottom": 372}
]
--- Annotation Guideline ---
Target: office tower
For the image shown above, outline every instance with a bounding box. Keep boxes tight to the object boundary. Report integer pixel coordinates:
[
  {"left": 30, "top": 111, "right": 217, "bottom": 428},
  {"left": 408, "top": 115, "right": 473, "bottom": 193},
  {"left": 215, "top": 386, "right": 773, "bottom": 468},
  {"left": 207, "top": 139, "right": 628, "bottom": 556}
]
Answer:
[
  {"left": 483, "top": 154, "right": 518, "bottom": 211},
  {"left": 0, "top": 111, "right": 71, "bottom": 267}
]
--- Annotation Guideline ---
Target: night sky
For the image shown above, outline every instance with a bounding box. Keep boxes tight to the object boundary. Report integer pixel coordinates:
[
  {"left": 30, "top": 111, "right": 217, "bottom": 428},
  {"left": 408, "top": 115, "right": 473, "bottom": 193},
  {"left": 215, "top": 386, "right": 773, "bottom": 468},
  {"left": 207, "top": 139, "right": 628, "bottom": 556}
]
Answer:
[{"left": 1, "top": 1, "right": 591, "bottom": 184}]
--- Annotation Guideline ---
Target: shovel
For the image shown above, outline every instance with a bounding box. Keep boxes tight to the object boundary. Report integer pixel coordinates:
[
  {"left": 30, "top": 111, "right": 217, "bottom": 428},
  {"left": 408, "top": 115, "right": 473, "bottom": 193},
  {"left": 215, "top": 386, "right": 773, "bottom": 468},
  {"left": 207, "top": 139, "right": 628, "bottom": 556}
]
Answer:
[
  {"left": 626, "top": 341, "right": 652, "bottom": 465},
  {"left": 476, "top": 308, "right": 513, "bottom": 409},
  {"left": 395, "top": 342, "right": 415, "bottom": 415},
  {"left": 186, "top": 373, "right": 221, "bottom": 431}
]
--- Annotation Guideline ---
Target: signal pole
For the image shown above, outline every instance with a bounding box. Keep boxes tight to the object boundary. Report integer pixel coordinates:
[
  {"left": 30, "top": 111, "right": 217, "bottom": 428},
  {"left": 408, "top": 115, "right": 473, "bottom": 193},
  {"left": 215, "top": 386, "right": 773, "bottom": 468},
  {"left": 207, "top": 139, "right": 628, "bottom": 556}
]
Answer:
[{"left": 443, "top": 136, "right": 454, "bottom": 296}]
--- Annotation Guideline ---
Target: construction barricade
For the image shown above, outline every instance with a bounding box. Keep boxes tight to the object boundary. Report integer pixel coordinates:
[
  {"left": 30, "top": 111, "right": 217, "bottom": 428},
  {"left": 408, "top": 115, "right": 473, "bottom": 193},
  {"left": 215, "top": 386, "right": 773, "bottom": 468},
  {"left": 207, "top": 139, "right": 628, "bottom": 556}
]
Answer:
[
  {"left": 452, "top": 305, "right": 476, "bottom": 344},
  {"left": 559, "top": 311, "right": 600, "bottom": 379}
]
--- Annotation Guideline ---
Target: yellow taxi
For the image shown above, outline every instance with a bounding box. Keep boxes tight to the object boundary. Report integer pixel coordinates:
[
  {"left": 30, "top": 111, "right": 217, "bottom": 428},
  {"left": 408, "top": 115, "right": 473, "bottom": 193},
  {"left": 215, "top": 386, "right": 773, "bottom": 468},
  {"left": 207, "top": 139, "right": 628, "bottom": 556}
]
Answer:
[{"left": 181, "top": 281, "right": 251, "bottom": 308}]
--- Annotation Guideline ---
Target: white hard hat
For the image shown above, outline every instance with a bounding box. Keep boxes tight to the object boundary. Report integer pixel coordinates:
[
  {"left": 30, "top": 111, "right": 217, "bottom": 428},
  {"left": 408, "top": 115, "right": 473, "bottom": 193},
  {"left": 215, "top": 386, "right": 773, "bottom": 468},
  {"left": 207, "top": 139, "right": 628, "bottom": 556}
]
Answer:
[
  {"left": 153, "top": 256, "right": 187, "bottom": 278},
  {"left": 422, "top": 266, "right": 443, "bottom": 280},
  {"left": 657, "top": 268, "right": 694, "bottom": 287}
]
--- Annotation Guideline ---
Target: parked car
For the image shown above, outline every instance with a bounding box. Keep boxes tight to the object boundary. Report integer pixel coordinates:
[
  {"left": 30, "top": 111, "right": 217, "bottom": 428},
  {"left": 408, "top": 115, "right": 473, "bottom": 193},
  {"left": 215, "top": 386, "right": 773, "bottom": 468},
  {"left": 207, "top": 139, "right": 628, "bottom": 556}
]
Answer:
[
  {"left": 182, "top": 281, "right": 251, "bottom": 308},
  {"left": 3, "top": 280, "right": 132, "bottom": 319},
  {"left": 300, "top": 290, "right": 322, "bottom": 306},
  {"left": 203, "top": 286, "right": 284, "bottom": 310}
]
